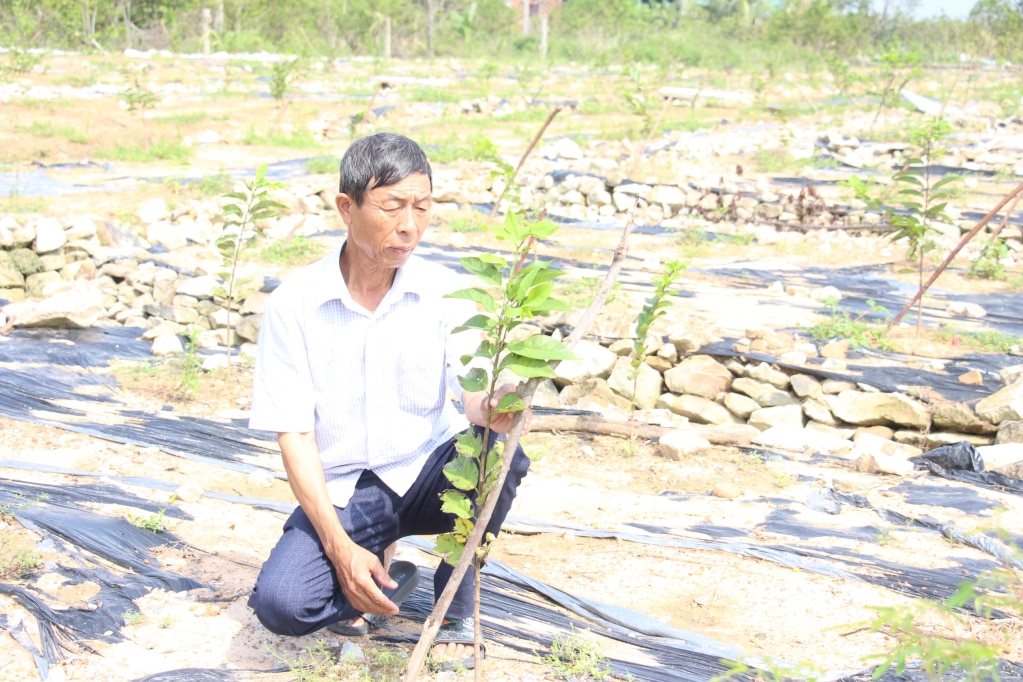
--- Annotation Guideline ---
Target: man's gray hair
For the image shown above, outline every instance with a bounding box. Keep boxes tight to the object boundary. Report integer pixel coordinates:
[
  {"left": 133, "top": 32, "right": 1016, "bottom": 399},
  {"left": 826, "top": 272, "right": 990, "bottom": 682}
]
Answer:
[{"left": 339, "top": 133, "right": 432, "bottom": 205}]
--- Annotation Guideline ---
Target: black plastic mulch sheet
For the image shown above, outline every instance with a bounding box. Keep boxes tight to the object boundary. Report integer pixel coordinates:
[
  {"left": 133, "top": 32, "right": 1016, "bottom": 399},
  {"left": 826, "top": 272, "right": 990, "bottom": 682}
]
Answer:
[
  {"left": 0, "top": 363, "right": 282, "bottom": 479},
  {"left": 0, "top": 476, "right": 208, "bottom": 678}
]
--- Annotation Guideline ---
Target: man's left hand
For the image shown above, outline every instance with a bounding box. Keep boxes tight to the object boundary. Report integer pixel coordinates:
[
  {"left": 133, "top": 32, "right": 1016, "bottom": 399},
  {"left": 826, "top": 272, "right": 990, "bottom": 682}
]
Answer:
[{"left": 463, "top": 384, "right": 531, "bottom": 435}]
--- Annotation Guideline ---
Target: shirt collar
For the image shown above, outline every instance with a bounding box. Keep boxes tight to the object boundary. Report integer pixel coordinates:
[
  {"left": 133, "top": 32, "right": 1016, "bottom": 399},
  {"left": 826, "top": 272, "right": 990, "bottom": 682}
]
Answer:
[{"left": 314, "top": 241, "right": 421, "bottom": 312}]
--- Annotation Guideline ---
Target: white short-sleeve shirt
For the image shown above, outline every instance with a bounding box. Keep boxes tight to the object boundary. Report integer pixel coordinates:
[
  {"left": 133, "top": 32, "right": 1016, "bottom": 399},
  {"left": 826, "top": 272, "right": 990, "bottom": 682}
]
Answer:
[{"left": 248, "top": 244, "right": 479, "bottom": 507}]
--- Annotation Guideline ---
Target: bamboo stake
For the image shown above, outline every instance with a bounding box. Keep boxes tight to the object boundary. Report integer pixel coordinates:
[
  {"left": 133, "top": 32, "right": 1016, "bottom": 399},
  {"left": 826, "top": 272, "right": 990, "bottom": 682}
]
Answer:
[
  {"left": 888, "top": 179, "right": 1023, "bottom": 328},
  {"left": 489, "top": 106, "right": 563, "bottom": 218}
]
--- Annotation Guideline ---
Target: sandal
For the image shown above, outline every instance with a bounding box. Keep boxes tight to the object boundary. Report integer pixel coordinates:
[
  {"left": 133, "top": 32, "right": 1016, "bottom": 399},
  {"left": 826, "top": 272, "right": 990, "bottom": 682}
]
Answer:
[
  {"left": 328, "top": 560, "right": 420, "bottom": 636},
  {"left": 429, "top": 616, "right": 485, "bottom": 672}
]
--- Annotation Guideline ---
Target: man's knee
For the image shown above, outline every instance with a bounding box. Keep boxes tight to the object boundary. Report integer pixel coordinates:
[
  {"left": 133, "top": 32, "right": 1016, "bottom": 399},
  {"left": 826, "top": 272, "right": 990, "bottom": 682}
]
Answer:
[{"left": 248, "top": 574, "right": 324, "bottom": 637}]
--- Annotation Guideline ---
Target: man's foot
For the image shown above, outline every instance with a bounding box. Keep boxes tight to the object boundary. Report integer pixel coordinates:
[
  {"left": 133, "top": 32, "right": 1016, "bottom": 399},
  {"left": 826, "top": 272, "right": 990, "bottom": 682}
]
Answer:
[{"left": 429, "top": 617, "right": 483, "bottom": 671}]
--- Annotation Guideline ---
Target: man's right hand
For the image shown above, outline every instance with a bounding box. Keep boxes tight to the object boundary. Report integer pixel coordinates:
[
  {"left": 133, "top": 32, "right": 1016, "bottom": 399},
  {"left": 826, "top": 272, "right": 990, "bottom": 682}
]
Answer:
[{"left": 328, "top": 542, "right": 400, "bottom": 616}]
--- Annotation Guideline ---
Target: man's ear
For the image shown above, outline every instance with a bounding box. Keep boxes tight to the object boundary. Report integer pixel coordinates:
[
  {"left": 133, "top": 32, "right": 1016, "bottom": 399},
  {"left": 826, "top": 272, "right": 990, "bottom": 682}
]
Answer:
[{"left": 335, "top": 193, "right": 354, "bottom": 225}]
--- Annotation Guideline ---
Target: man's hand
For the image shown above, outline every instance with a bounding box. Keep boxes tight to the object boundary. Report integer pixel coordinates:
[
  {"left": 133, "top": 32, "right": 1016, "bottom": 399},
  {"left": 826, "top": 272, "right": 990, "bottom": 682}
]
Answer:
[
  {"left": 328, "top": 542, "right": 400, "bottom": 616},
  {"left": 463, "top": 384, "right": 532, "bottom": 434}
]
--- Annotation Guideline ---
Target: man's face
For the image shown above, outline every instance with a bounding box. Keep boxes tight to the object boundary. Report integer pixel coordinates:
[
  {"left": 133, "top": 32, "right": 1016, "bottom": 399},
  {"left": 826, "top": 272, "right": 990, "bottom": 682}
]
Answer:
[{"left": 335, "top": 172, "right": 432, "bottom": 270}]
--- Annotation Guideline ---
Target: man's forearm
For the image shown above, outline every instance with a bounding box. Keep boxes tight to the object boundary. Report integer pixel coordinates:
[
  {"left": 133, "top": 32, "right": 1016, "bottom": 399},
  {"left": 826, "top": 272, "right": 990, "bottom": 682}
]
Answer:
[{"left": 278, "top": 432, "right": 353, "bottom": 559}]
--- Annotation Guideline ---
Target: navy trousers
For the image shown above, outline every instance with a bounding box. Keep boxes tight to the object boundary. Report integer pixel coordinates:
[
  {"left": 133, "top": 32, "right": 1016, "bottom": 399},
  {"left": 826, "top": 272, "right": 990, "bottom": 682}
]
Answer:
[{"left": 248, "top": 428, "right": 530, "bottom": 636}]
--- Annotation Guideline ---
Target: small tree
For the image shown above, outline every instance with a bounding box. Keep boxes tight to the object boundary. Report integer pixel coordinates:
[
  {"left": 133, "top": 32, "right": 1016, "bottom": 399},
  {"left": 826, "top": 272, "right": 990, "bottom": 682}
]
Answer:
[
  {"left": 215, "top": 164, "right": 283, "bottom": 375},
  {"left": 435, "top": 210, "right": 578, "bottom": 675}
]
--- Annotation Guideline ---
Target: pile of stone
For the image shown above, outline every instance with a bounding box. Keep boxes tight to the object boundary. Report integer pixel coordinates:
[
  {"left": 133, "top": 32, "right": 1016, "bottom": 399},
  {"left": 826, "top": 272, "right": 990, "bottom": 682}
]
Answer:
[{"left": 533, "top": 324, "right": 1023, "bottom": 473}]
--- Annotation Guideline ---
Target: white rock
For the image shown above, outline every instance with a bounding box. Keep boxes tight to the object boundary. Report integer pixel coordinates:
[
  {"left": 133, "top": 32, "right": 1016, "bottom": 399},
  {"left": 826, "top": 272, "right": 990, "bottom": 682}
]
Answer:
[
  {"left": 138, "top": 197, "right": 169, "bottom": 224},
  {"left": 151, "top": 334, "right": 183, "bottom": 356},
  {"left": 947, "top": 301, "right": 986, "bottom": 318},
  {"left": 246, "top": 470, "right": 276, "bottom": 488},
  {"left": 658, "top": 430, "right": 712, "bottom": 460},
  {"left": 201, "top": 354, "right": 230, "bottom": 372},
  {"left": 33, "top": 217, "right": 68, "bottom": 253},
  {"left": 173, "top": 483, "right": 204, "bottom": 502}
]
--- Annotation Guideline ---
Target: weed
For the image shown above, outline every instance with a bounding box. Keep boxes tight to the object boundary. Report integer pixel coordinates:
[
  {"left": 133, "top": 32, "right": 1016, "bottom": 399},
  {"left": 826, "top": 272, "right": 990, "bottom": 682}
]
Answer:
[
  {"left": 241, "top": 128, "right": 318, "bottom": 150},
  {"left": 95, "top": 138, "right": 192, "bottom": 164},
  {"left": 123, "top": 610, "right": 144, "bottom": 626},
  {"left": 875, "top": 529, "right": 896, "bottom": 545},
  {"left": 18, "top": 121, "right": 89, "bottom": 144},
  {"left": 539, "top": 630, "right": 613, "bottom": 680},
  {"left": 304, "top": 155, "right": 340, "bottom": 175},
  {"left": 260, "top": 236, "right": 326, "bottom": 266},
  {"left": 195, "top": 174, "right": 234, "bottom": 196},
  {"left": 968, "top": 240, "right": 1009, "bottom": 281},
  {"left": 177, "top": 325, "right": 204, "bottom": 398},
  {"left": 935, "top": 326, "right": 1023, "bottom": 354},
  {"left": 556, "top": 276, "right": 622, "bottom": 308},
  {"left": 154, "top": 112, "right": 209, "bottom": 126},
  {"left": 121, "top": 74, "right": 160, "bottom": 115},
  {"left": 127, "top": 508, "right": 166, "bottom": 533},
  {"left": 0, "top": 537, "right": 42, "bottom": 580},
  {"left": 805, "top": 297, "right": 893, "bottom": 350},
  {"left": 448, "top": 215, "right": 487, "bottom": 233},
  {"left": 274, "top": 640, "right": 407, "bottom": 681},
  {"left": 216, "top": 164, "right": 284, "bottom": 375},
  {"left": 856, "top": 536, "right": 1022, "bottom": 681},
  {"left": 158, "top": 615, "right": 173, "bottom": 629},
  {"left": 426, "top": 133, "right": 500, "bottom": 164}
]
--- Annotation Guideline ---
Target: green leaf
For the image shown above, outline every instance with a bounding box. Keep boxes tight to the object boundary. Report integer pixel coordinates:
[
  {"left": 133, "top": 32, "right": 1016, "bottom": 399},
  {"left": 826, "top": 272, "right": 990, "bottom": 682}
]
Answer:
[
  {"left": 439, "top": 489, "right": 473, "bottom": 518},
  {"left": 494, "top": 393, "right": 525, "bottom": 413},
  {"left": 458, "top": 367, "right": 488, "bottom": 392},
  {"left": 454, "top": 430, "right": 483, "bottom": 459},
  {"left": 497, "top": 353, "right": 558, "bottom": 378},
  {"left": 507, "top": 334, "right": 579, "bottom": 361},
  {"left": 435, "top": 533, "right": 465, "bottom": 565},
  {"left": 446, "top": 287, "right": 498, "bottom": 313},
  {"left": 528, "top": 218, "right": 559, "bottom": 240},
  {"left": 452, "top": 314, "right": 496, "bottom": 334},
  {"left": 523, "top": 281, "right": 554, "bottom": 308},
  {"left": 932, "top": 175, "right": 959, "bottom": 191},
  {"left": 460, "top": 256, "right": 503, "bottom": 287},
  {"left": 443, "top": 456, "right": 479, "bottom": 491}
]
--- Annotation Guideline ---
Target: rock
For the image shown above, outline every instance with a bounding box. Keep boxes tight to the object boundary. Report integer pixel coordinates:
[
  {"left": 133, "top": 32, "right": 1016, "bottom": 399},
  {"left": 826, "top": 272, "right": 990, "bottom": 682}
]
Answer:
[
  {"left": 1001, "top": 364, "right": 1023, "bottom": 386},
  {"left": 3, "top": 281, "right": 105, "bottom": 328},
  {"left": 820, "top": 339, "right": 849, "bottom": 359},
  {"left": 947, "top": 301, "right": 986, "bottom": 318},
  {"left": 647, "top": 185, "right": 687, "bottom": 208},
  {"left": 151, "top": 334, "right": 184, "bottom": 356},
  {"left": 958, "top": 369, "right": 984, "bottom": 385},
  {"left": 824, "top": 390, "right": 931, "bottom": 429},
  {"left": 235, "top": 314, "right": 261, "bottom": 343},
  {"left": 246, "top": 470, "right": 276, "bottom": 488},
  {"left": 553, "top": 340, "right": 617, "bottom": 387},
  {"left": 659, "top": 393, "right": 741, "bottom": 426},
  {"left": 664, "top": 355, "right": 733, "bottom": 398},
  {"left": 802, "top": 397, "right": 838, "bottom": 426},
  {"left": 747, "top": 362, "right": 790, "bottom": 390},
  {"left": 201, "top": 354, "right": 230, "bottom": 372},
  {"left": 175, "top": 275, "right": 221, "bottom": 299},
  {"left": 978, "top": 443, "right": 1023, "bottom": 479},
  {"left": 731, "top": 377, "right": 795, "bottom": 407},
  {"left": 146, "top": 221, "right": 188, "bottom": 250},
  {"left": 852, "top": 431, "right": 922, "bottom": 459},
  {"left": 607, "top": 357, "right": 662, "bottom": 410},
  {"left": 10, "top": 248, "right": 42, "bottom": 275},
  {"left": 996, "top": 421, "right": 1023, "bottom": 444},
  {"left": 173, "top": 482, "right": 204, "bottom": 502},
  {"left": 752, "top": 424, "right": 851, "bottom": 455},
  {"left": 0, "top": 262, "right": 25, "bottom": 288},
  {"left": 551, "top": 137, "right": 583, "bottom": 160},
  {"left": 138, "top": 197, "right": 169, "bottom": 224},
  {"left": 33, "top": 218, "right": 68, "bottom": 253},
  {"left": 894, "top": 431, "right": 993, "bottom": 449},
  {"left": 975, "top": 380, "right": 1023, "bottom": 425},
  {"left": 657, "top": 430, "right": 712, "bottom": 460},
  {"left": 559, "top": 377, "right": 632, "bottom": 412},
  {"left": 821, "top": 379, "right": 857, "bottom": 394},
  {"left": 933, "top": 402, "right": 997, "bottom": 435},
  {"left": 748, "top": 404, "right": 804, "bottom": 431},
  {"left": 644, "top": 355, "right": 673, "bottom": 373},
  {"left": 790, "top": 374, "right": 822, "bottom": 399},
  {"left": 667, "top": 323, "right": 718, "bottom": 355},
  {"left": 724, "top": 392, "right": 760, "bottom": 419},
  {"left": 712, "top": 481, "right": 742, "bottom": 499},
  {"left": 854, "top": 425, "right": 895, "bottom": 441},
  {"left": 854, "top": 451, "right": 915, "bottom": 476}
]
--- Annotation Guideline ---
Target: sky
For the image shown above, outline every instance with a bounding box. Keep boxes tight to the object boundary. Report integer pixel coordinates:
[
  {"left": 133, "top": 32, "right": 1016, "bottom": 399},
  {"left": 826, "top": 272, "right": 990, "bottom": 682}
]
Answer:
[{"left": 901, "top": 0, "right": 974, "bottom": 19}]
